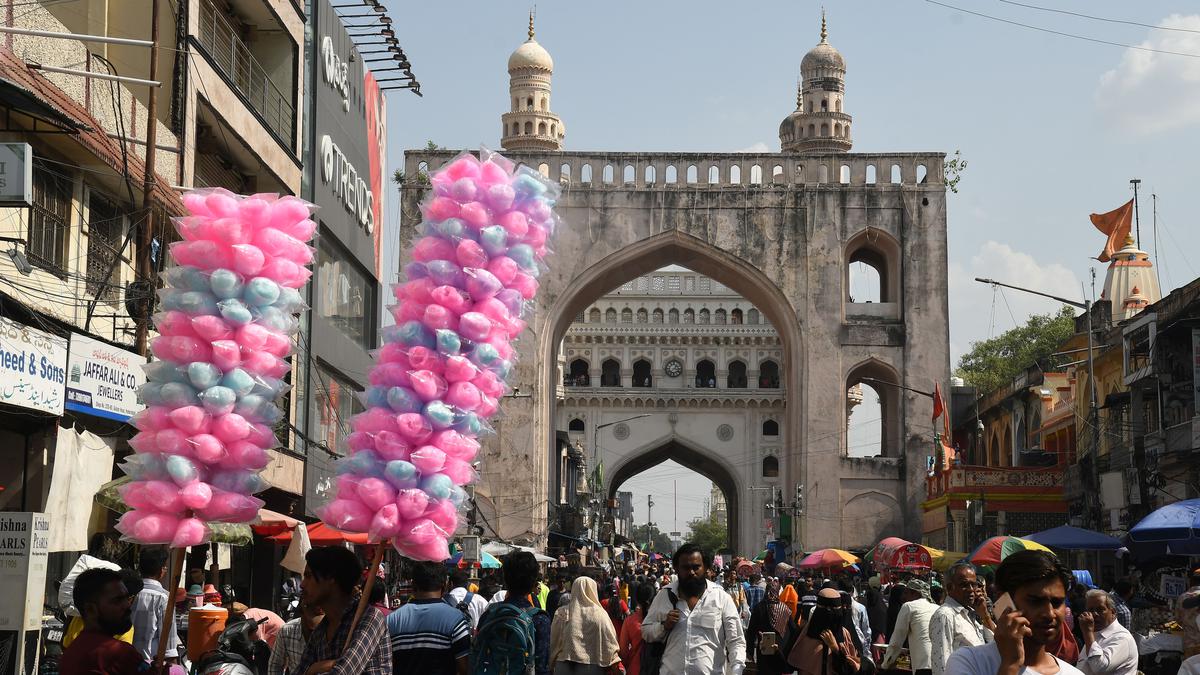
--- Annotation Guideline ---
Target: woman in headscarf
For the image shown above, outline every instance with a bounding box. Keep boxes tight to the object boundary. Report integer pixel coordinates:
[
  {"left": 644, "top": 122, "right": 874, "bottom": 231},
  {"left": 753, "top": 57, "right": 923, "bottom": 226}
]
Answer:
[
  {"left": 779, "top": 582, "right": 800, "bottom": 620},
  {"left": 550, "top": 576, "right": 623, "bottom": 675},
  {"left": 747, "top": 579, "right": 796, "bottom": 675},
  {"left": 618, "top": 582, "right": 654, "bottom": 675},
  {"left": 786, "top": 588, "right": 861, "bottom": 675}
]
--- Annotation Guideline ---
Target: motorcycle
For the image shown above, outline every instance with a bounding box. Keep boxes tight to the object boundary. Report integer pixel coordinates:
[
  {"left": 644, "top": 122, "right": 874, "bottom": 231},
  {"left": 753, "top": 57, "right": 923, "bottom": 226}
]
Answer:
[
  {"left": 39, "top": 606, "right": 66, "bottom": 675},
  {"left": 191, "top": 617, "right": 269, "bottom": 675}
]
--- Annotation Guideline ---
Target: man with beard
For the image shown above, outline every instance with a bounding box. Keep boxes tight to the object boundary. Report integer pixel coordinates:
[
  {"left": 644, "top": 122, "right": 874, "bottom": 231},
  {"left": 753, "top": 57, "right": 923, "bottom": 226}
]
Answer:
[
  {"left": 785, "top": 588, "right": 860, "bottom": 675},
  {"left": 60, "top": 568, "right": 143, "bottom": 675},
  {"left": 945, "top": 550, "right": 1083, "bottom": 675},
  {"left": 641, "top": 543, "right": 746, "bottom": 675}
]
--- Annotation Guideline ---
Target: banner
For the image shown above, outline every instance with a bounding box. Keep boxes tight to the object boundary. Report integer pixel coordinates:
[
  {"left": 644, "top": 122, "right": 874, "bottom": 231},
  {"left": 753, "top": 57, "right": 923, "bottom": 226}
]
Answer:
[
  {"left": 44, "top": 429, "right": 115, "bottom": 552},
  {"left": 0, "top": 512, "right": 50, "bottom": 630},
  {"left": 0, "top": 316, "right": 67, "bottom": 414},
  {"left": 65, "top": 333, "right": 145, "bottom": 421}
]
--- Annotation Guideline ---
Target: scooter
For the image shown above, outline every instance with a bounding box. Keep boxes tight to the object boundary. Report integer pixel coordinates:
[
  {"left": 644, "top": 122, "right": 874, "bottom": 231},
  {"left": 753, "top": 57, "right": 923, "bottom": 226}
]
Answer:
[{"left": 191, "top": 617, "right": 269, "bottom": 675}]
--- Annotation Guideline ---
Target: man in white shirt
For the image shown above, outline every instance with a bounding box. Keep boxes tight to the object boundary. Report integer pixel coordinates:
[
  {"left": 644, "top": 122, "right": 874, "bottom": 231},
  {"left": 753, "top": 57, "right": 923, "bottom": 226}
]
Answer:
[
  {"left": 881, "top": 579, "right": 939, "bottom": 675},
  {"left": 930, "top": 562, "right": 995, "bottom": 675},
  {"left": 946, "top": 550, "right": 1084, "bottom": 675},
  {"left": 642, "top": 543, "right": 746, "bottom": 675},
  {"left": 445, "top": 570, "right": 488, "bottom": 631},
  {"left": 1076, "top": 589, "right": 1138, "bottom": 674},
  {"left": 130, "top": 547, "right": 181, "bottom": 663}
]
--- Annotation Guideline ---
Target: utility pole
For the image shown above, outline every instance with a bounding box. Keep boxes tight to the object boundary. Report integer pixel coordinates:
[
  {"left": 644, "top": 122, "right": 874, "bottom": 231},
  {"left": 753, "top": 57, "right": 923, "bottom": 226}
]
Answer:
[
  {"left": 646, "top": 495, "right": 654, "bottom": 550},
  {"left": 1130, "top": 179, "right": 1141, "bottom": 248},
  {"left": 133, "top": 0, "right": 161, "bottom": 357}
]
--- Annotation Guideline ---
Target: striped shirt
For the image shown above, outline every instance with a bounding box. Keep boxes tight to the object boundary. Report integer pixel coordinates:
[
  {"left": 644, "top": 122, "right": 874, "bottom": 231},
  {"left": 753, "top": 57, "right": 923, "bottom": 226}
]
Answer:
[{"left": 386, "top": 598, "right": 471, "bottom": 675}]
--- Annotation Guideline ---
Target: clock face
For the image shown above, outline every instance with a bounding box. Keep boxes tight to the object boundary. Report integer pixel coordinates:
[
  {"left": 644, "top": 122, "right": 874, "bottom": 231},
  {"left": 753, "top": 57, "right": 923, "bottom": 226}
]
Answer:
[{"left": 665, "top": 359, "right": 683, "bottom": 377}]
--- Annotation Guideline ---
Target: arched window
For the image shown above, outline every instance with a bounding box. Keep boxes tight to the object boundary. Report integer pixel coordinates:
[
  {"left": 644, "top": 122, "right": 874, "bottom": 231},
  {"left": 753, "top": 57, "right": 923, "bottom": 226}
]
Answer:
[
  {"left": 836, "top": 99, "right": 842, "bottom": 112},
  {"left": 698, "top": 309, "right": 710, "bottom": 325},
  {"left": 818, "top": 164, "right": 829, "bottom": 183},
  {"left": 759, "top": 360, "right": 780, "bottom": 388},
  {"left": 561, "top": 164, "right": 572, "bottom": 182},
  {"left": 821, "top": 123, "right": 829, "bottom": 137},
  {"left": 651, "top": 308, "right": 664, "bottom": 324},
  {"left": 750, "top": 165, "right": 762, "bottom": 185},
  {"left": 695, "top": 360, "right": 716, "bottom": 388},
  {"left": 727, "top": 360, "right": 747, "bottom": 388},
  {"left": 762, "top": 455, "right": 779, "bottom": 478},
  {"left": 526, "top": 97, "right": 534, "bottom": 109},
  {"left": 621, "top": 307, "right": 633, "bottom": 323},
  {"left": 917, "top": 164, "right": 929, "bottom": 184},
  {"left": 600, "top": 359, "right": 621, "bottom": 387},
  {"left": 890, "top": 165, "right": 902, "bottom": 184},
  {"left": 821, "top": 99, "right": 828, "bottom": 111},
  {"left": 846, "top": 359, "right": 902, "bottom": 457},
  {"left": 865, "top": 165, "right": 877, "bottom": 185},
  {"left": 730, "top": 308, "right": 743, "bottom": 324},
  {"left": 568, "top": 418, "right": 585, "bottom": 432},
  {"left": 538, "top": 122, "right": 547, "bottom": 135},
  {"left": 540, "top": 97, "right": 547, "bottom": 110},
  {"left": 581, "top": 165, "right": 593, "bottom": 183},
  {"left": 834, "top": 123, "right": 842, "bottom": 137},
  {"left": 845, "top": 229, "right": 901, "bottom": 304},
  {"left": 714, "top": 309, "right": 727, "bottom": 325},
  {"left": 645, "top": 165, "right": 656, "bottom": 184},
  {"left": 686, "top": 165, "right": 698, "bottom": 184},
  {"left": 707, "top": 166, "right": 720, "bottom": 184},
  {"left": 729, "top": 165, "right": 741, "bottom": 185},
  {"left": 524, "top": 121, "right": 533, "bottom": 135},
  {"left": 1002, "top": 427, "right": 1012, "bottom": 467},
  {"left": 551, "top": 123, "right": 557, "bottom": 136},
  {"left": 762, "top": 419, "right": 779, "bottom": 436},
  {"left": 683, "top": 308, "right": 695, "bottom": 324},
  {"left": 807, "top": 124, "right": 815, "bottom": 138},
  {"left": 605, "top": 308, "right": 617, "bottom": 323},
  {"left": 632, "top": 360, "right": 652, "bottom": 388},
  {"left": 840, "top": 164, "right": 851, "bottom": 184},
  {"left": 665, "top": 165, "right": 678, "bottom": 183},
  {"left": 603, "top": 165, "right": 614, "bottom": 184},
  {"left": 747, "top": 309, "right": 760, "bottom": 325},
  {"left": 588, "top": 308, "right": 601, "bottom": 323},
  {"left": 772, "top": 165, "right": 784, "bottom": 184},
  {"left": 567, "top": 359, "right": 590, "bottom": 387},
  {"left": 668, "top": 308, "right": 680, "bottom": 324},
  {"left": 538, "top": 162, "right": 550, "bottom": 177},
  {"left": 623, "top": 165, "right": 635, "bottom": 183},
  {"left": 636, "top": 308, "right": 648, "bottom": 324}
]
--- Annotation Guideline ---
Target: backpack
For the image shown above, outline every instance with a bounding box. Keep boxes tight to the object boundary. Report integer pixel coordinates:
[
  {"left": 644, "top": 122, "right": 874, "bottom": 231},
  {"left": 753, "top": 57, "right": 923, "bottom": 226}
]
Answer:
[
  {"left": 640, "top": 589, "right": 678, "bottom": 675},
  {"left": 445, "top": 590, "right": 475, "bottom": 618},
  {"left": 470, "top": 602, "right": 542, "bottom": 675}
]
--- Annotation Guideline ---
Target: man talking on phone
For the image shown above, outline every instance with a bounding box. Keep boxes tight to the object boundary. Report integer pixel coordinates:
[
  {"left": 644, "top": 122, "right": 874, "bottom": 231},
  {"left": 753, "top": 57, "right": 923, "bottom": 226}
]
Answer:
[
  {"left": 1075, "top": 590, "right": 1137, "bottom": 674},
  {"left": 945, "top": 550, "right": 1083, "bottom": 675}
]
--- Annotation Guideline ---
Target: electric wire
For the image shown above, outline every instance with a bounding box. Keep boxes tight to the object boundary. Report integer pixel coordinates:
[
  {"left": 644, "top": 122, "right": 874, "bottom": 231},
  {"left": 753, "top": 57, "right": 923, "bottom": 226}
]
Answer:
[{"left": 993, "top": 0, "right": 1200, "bottom": 35}]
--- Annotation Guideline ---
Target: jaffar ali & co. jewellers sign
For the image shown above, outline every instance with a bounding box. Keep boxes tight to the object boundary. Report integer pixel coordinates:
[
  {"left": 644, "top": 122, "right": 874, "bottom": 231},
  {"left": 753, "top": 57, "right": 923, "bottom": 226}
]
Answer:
[{"left": 319, "top": 35, "right": 374, "bottom": 236}]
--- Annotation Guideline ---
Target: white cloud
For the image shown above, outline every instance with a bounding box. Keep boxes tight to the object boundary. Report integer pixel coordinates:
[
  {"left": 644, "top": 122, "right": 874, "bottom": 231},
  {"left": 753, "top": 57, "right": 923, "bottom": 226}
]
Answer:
[
  {"left": 1096, "top": 14, "right": 1200, "bottom": 135},
  {"left": 948, "top": 241, "right": 1082, "bottom": 365},
  {"left": 736, "top": 141, "right": 771, "bottom": 153}
]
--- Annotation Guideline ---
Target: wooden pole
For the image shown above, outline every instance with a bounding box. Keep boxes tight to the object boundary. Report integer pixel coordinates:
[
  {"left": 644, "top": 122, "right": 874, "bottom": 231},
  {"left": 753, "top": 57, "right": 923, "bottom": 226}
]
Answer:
[
  {"left": 342, "top": 542, "right": 387, "bottom": 653},
  {"left": 153, "top": 547, "right": 186, "bottom": 670},
  {"left": 133, "top": 0, "right": 161, "bottom": 357}
]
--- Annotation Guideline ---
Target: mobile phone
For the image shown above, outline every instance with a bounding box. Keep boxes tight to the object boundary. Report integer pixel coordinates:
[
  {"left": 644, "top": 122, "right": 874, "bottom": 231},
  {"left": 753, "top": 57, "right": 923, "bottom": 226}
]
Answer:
[
  {"left": 761, "top": 631, "right": 777, "bottom": 654},
  {"left": 992, "top": 592, "right": 1015, "bottom": 622}
]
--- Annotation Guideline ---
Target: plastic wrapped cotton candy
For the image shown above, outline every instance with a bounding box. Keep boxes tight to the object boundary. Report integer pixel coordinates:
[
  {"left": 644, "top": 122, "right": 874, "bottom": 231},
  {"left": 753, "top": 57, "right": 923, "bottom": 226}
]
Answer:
[
  {"left": 318, "top": 148, "right": 560, "bottom": 561},
  {"left": 118, "top": 189, "right": 318, "bottom": 547}
]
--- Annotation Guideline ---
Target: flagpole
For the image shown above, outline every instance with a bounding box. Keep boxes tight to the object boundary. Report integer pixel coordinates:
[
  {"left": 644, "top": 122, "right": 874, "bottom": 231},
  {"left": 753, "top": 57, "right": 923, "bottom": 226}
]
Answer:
[{"left": 1130, "top": 178, "right": 1141, "bottom": 247}]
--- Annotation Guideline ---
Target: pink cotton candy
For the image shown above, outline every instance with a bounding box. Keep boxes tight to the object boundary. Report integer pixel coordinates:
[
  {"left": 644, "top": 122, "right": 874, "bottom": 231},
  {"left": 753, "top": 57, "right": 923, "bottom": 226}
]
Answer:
[
  {"left": 424, "top": 499, "right": 460, "bottom": 534},
  {"left": 377, "top": 344, "right": 413, "bottom": 368},
  {"left": 409, "top": 370, "right": 447, "bottom": 402},
  {"left": 457, "top": 312, "right": 492, "bottom": 342},
  {"left": 395, "top": 488, "right": 430, "bottom": 519},
  {"left": 206, "top": 191, "right": 240, "bottom": 217},
  {"left": 523, "top": 222, "right": 549, "bottom": 248},
  {"left": 369, "top": 363, "right": 413, "bottom": 388},
  {"left": 152, "top": 336, "right": 211, "bottom": 364},
  {"left": 409, "top": 446, "right": 446, "bottom": 474},
  {"left": 373, "top": 431, "right": 410, "bottom": 461},
  {"left": 393, "top": 537, "right": 450, "bottom": 563},
  {"left": 475, "top": 395, "right": 500, "bottom": 418},
  {"left": 172, "top": 517, "right": 210, "bottom": 548},
  {"left": 413, "top": 236, "right": 456, "bottom": 263},
  {"left": 267, "top": 197, "right": 314, "bottom": 233},
  {"left": 369, "top": 503, "right": 404, "bottom": 541},
  {"left": 474, "top": 297, "right": 513, "bottom": 328},
  {"left": 156, "top": 429, "right": 189, "bottom": 455},
  {"left": 319, "top": 498, "right": 374, "bottom": 533},
  {"left": 230, "top": 244, "right": 266, "bottom": 276},
  {"left": 235, "top": 323, "right": 270, "bottom": 351},
  {"left": 192, "top": 315, "right": 234, "bottom": 342},
  {"left": 241, "top": 351, "right": 285, "bottom": 378},
  {"left": 395, "top": 413, "right": 433, "bottom": 443},
  {"left": 396, "top": 278, "right": 435, "bottom": 304},
  {"left": 245, "top": 422, "right": 277, "bottom": 448},
  {"left": 455, "top": 239, "right": 489, "bottom": 268},
  {"left": 443, "top": 355, "right": 478, "bottom": 383},
  {"left": 465, "top": 268, "right": 502, "bottom": 301},
  {"left": 485, "top": 184, "right": 516, "bottom": 212},
  {"left": 128, "top": 432, "right": 161, "bottom": 454},
  {"left": 260, "top": 257, "right": 301, "bottom": 286},
  {"left": 498, "top": 210, "right": 529, "bottom": 238},
  {"left": 168, "top": 406, "right": 209, "bottom": 435},
  {"left": 356, "top": 477, "right": 397, "bottom": 512},
  {"left": 262, "top": 332, "right": 292, "bottom": 358},
  {"left": 197, "top": 491, "right": 263, "bottom": 522},
  {"left": 423, "top": 197, "right": 460, "bottom": 222},
  {"left": 406, "top": 346, "right": 442, "bottom": 372},
  {"left": 431, "top": 430, "right": 480, "bottom": 461},
  {"left": 136, "top": 480, "right": 186, "bottom": 513},
  {"left": 393, "top": 302, "right": 427, "bottom": 324},
  {"left": 448, "top": 177, "right": 478, "bottom": 202},
  {"left": 183, "top": 192, "right": 212, "bottom": 217},
  {"left": 524, "top": 199, "right": 552, "bottom": 223},
  {"left": 180, "top": 481, "right": 214, "bottom": 510},
  {"left": 487, "top": 256, "right": 519, "bottom": 285},
  {"left": 458, "top": 202, "right": 490, "bottom": 229},
  {"left": 210, "top": 340, "right": 242, "bottom": 371},
  {"left": 441, "top": 457, "right": 476, "bottom": 484},
  {"left": 445, "top": 381, "right": 482, "bottom": 412},
  {"left": 189, "top": 434, "right": 226, "bottom": 463},
  {"left": 132, "top": 407, "right": 172, "bottom": 432},
  {"left": 510, "top": 272, "right": 540, "bottom": 300},
  {"left": 222, "top": 441, "right": 270, "bottom": 471},
  {"left": 347, "top": 432, "right": 376, "bottom": 453},
  {"left": 421, "top": 304, "right": 456, "bottom": 331},
  {"left": 405, "top": 517, "right": 446, "bottom": 544},
  {"left": 352, "top": 408, "right": 399, "bottom": 435},
  {"left": 429, "top": 285, "right": 470, "bottom": 314},
  {"left": 472, "top": 370, "right": 507, "bottom": 399},
  {"left": 211, "top": 413, "right": 251, "bottom": 443},
  {"left": 155, "top": 310, "right": 198, "bottom": 337},
  {"left": 117, "top": 511, "right": 181, "bottom": 545},
  {"left": 208, "top": 217, "right": 251, "bottom": 246},
  {"left": 479, "top": 158, "right": 509, "bottom": 185}
]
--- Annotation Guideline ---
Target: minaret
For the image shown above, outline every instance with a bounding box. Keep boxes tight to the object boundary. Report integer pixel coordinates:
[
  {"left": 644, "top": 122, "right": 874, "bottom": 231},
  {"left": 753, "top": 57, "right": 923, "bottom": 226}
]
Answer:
[
  {"left": 501, "top": 12, "right": 565, "bottom": 151},
  {"left": 779, "top": 11, "right": 852, "bottom": 153}
]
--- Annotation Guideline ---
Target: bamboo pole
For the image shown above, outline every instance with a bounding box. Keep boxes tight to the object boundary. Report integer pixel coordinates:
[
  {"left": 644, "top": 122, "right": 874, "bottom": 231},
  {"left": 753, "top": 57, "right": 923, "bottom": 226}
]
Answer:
[
  {"left": 342, "top": 541, "right": 387, "bottom": 652},
  {"left": 153, "top": 547, "right": 186, "bottom": 670}
]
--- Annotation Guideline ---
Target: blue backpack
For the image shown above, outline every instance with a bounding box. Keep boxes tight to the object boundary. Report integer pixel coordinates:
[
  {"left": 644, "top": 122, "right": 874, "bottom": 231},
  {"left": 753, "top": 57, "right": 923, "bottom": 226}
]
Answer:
[{"left": 470, "top": 602, "right": 542, "bottom": 675}]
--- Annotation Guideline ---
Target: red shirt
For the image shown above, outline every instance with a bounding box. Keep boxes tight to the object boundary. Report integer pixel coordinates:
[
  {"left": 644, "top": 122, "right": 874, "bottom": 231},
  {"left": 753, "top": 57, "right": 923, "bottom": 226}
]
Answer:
[{"left": 60, "top": 629, "right": 145, "bottom": 675}]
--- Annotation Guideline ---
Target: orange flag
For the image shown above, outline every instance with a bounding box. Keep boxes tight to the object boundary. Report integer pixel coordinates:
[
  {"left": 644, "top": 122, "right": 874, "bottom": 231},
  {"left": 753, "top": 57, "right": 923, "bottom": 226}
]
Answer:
[
  {"left": 1090, "top": 198, "right": 1134, "bottom": 262},
  {"left": 932, "top": 381, "right": 951, "bottom": 440}
]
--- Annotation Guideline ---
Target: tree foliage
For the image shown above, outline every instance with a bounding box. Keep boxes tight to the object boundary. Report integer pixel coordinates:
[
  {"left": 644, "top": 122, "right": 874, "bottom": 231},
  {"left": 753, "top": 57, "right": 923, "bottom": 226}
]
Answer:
[
  {"left": 631, "top": 523, "right": 674, "bottom": 553},
  {"left": 944, "top": 150, "right": 967, "bottom": 194},
  {"left": 686, "top": 515, "right": 729, "bottom": 555},
  {"left": 955, "top": 306, "right": 1077, "bottom": 394}
]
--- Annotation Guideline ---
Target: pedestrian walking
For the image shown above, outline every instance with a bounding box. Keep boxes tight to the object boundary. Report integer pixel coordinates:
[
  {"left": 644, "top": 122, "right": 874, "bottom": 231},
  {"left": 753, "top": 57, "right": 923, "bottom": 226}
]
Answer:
[
  {"left": 944, "top": 550, "right": 1083, "bottom": 675},
  {"left": 386, "top": 561, "right": 470, "bottom": 675},
  {"left": 618, "top": 582, "right": 653, "bottom": 675},
  {"left": 446, "top": 569, "right": 489, "bottom": 632},
  {"left": 746, "top": 579, "right": 795, "bottom": 675},
  {"left": 291, "top": 547, "right": 392, "bottom": 675},
  {"left": 929, "top": 562, "right": 994, "bottom": 675},
  {"left": 472, "top": 551, "right": 551, "bottom": 675},
  {"left": 785, "top": 588, "right": 860, "bottom": 675},
  {"left": 641, "top": 543, "right": 746, "bottom": 675},
  {"left": 548, "top": 577, "right": 623, "bottom": 675},
  {"left": 880, "top": 579, "right": 938, "bottom": 675},
  {"left": 268, "top": 600, "right": 324, "bottom": 675},
  {"left": 131, "top": 547, "right": 181, "bottom": 664}
]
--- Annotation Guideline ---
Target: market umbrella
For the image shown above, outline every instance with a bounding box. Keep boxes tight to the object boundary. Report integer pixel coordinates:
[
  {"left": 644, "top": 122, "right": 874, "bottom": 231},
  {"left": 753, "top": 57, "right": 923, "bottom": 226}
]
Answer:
[
  {"left": 926, "top": 547, "right": 970, "bottom": 572},
  {"left": 270, "top": 521, "right": 370, "bottom": 545},
  {"left": 447, "top": 551, "right": 501, "bottom": 568},
  {"left": 797, "top": 548, "right": 859, "bottom": 569},
  {"left": 1025, "top": 525, "right": 1124, "bottom": 551},
  {"left": 250, "top": 509, "right": 303, "bottom": 537},
  {"left": 1128, "top": 498, "right": 1200, "bottom": 555},
  {"left": 864, "top": 537, "right": 910, "bottom": 563},
  {"left": 968, "top": 536, "right": 1051, "bottom": 565},
  {"left": 752, "top": 549, "right": 769, "bottom": 562}
]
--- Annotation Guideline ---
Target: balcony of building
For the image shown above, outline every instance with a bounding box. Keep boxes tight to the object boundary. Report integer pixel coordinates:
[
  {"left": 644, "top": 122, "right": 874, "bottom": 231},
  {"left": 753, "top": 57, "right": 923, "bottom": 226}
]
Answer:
[{"left": 925, "top": 463, "right": 1066, "bottom": 503}]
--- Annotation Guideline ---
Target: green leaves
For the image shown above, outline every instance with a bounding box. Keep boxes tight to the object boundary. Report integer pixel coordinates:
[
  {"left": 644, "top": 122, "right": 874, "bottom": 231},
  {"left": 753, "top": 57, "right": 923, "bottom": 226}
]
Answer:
[{"left": 955, "top": 306, "right": 1076, "bottom": 394}]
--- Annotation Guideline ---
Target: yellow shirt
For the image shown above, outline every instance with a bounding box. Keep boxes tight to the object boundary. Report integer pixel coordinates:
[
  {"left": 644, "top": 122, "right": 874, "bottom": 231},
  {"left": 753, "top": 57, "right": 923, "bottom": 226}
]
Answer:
[{"left": 62, "top": 615, "right": 135, "bottom": 649}]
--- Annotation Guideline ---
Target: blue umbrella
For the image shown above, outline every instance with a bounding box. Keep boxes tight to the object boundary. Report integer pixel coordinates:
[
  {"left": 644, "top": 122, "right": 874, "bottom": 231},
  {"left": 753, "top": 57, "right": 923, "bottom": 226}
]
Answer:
[
  {"left": 1128, "top": 498, "right": 1200, "bottom": 555},
  {"left": 1025, "top": 525, "right": 1124, "bottom": 551},
  {"left": 446, "top": 551, "right": 502, "bottom": 568}
]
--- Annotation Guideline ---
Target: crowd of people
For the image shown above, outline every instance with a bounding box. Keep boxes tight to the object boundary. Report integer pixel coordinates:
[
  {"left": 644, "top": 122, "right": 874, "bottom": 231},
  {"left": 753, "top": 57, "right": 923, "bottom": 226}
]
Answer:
[{"left": 50, "top": 541, "right": 1200, "bottom": 675}]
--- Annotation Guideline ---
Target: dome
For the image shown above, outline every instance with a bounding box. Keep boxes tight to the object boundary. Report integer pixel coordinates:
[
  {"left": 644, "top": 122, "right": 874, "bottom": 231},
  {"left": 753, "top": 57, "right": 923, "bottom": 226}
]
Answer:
[
  {"left": 508, "top": 39, "right": 553, "bottom": 72},
  {"left": 801, "top": 42, "right": 845, "bottom": 72}
]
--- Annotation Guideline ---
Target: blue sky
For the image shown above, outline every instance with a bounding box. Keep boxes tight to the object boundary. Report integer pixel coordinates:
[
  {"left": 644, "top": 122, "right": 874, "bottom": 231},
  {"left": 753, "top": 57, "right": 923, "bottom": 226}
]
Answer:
[{"left": 379, "top": 0, "right": 1200, "bottom": 529}]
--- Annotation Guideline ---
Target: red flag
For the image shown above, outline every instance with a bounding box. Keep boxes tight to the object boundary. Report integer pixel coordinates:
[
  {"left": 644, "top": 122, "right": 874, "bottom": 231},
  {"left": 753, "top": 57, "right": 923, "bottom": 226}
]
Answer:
[
  {"left": 1090, "top": 198, "right": 1134, "bottom": 263},
  {"left": 932, "top": 382, "right": 945, "bottom": 425}
]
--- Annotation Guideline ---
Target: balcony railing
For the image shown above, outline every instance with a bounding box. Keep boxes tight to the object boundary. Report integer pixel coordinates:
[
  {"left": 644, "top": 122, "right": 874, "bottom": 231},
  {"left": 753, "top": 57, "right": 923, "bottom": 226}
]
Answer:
[
  {"left": 927, "top": 463, "right": 1065, "bottom": 499},
  {"left": 197, "top": 0, "right": 295, "bottom": 147}
]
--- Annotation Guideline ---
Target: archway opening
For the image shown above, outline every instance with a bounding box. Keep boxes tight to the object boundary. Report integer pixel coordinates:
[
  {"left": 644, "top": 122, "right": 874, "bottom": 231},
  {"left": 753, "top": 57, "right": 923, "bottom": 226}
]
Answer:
[
  {"left": 601, "top": 359, "right": 621, "bottom": 387},
  {"left": 567, "top": 358, "right": 590, "bottom": 387},
  {"left": 846, "top": 360, "right": 901, "bottom": 457},
  {"left": 632, "top": 359, "right": 652, "bottom": 388},
  {"left": 695, "top": 359, "right": 716, "bottom": 388}
]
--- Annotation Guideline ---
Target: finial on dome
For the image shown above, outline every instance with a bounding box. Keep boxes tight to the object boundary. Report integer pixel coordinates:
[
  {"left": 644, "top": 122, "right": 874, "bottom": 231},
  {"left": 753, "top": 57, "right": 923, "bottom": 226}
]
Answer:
[
  {"left": 796, "top": 79, "right": 803, "bottom": 110},
  {"left": 528, "top": 8, "right": 536, "bottom": 41},
  {"left": 820, "top": 8, "right": 827, "bottom": 43},
  {"left": 1123, "top": 233, "right": 1135, "bottom": 247}
]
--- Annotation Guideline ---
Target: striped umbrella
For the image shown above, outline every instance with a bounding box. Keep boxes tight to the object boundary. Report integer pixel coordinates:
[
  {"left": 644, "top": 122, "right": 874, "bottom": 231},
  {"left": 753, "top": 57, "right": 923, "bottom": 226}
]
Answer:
[
  {"left": 968, "top": 536, "right": 1052, "bottom": 565},
  {"left": 797, "top": 548, "right": 859, "bottom": 569}
]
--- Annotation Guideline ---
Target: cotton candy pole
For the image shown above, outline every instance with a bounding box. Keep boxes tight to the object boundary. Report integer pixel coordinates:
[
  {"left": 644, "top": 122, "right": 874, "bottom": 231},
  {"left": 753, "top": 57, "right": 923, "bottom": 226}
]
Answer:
[
  {"left": 319, "top": 149, "right": 559, "bottom": 560},
  {"left": 117, "top": 188, "right": 317, "bottom": 547}
]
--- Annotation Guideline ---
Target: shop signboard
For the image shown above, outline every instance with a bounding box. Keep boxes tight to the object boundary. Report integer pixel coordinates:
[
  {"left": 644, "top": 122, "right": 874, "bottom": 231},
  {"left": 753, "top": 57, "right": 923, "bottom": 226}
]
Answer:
[
  {"left": 65, "top": 333, "right": 145, "bottom": 421},
  {"left": 0, "top": 142, "right": 32, "bottom": 206},
  {"left": 0, "top": 316, "right": 67, "bottom": 414},
  {"left": 0, "top": 512, "right": 50, "bottom": 675}
]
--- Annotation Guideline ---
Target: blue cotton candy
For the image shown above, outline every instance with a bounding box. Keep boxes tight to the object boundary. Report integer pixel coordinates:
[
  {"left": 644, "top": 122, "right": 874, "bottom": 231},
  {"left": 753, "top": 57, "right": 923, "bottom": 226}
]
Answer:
[
  {"left": 507, "top": 244, "right": 537, "bottom": 272},
  {"left": 391, "top": 321, "right": 434, "bottom": 348},
  {"left": 198, "top": 385, "right": 236, "bottom": 414},
  {"left": 364, "top": 387, "right": 389, "bottom": 409},
  {"left": 221, "top": 368, "right": 255, "bottom": 396},
  {"left": 435, "top": 329, "right": 462, "bottom": 356},
  {"left": 404, "top": 261, "right": 428, "bottom": 279},
  {"left": 209, "top": 268, "right": 244, "bottom": 300},
  {"left": 383, "top": 460, "right": 418, "bottom": 489},
  {"left": 164, "top": 266, "right": 211, "bottom": 292},
  {"left": 386, "top": 386, "right": 421, "bottom": 413},
  {"left": 234, "top": 394, "right": 270, "bottom": 420},
  {"left": 512, "top": 172, "right": 547, "bottom": 198},
  {"left": 275, "top": 287, "right": 304, "bottom": 313},
  {"left": 250, "top": 375, "right": 287, "bottom": 399},
  {"left": 424, "top": 401, "right": 455, "bottom": 429},
  {"left": 177, "top": 291, "right": 220, "bottom": 316},
  {"left": 145, "top": 360, "right": 189, "bottom": 384},
  {"left": 451, "top": 411, "right": 486, "bottom": 436},
  {"left": 218, "top": 299, "right": 253, "bottom": 326},
  {"left": 166, "top": 454, "right": 201, "bottom": 485},
  {"left": 140, "top": 382, "right": 165, "bottom": 406},
  {"left": 256, "top": 306, "right": 290, "bottom": 333},
  {"left": 426, "top": 260, "right": 463, "bottom": 286},
  {"left": 187, "top": 362, "right": 223, "bottom": 390},
  {"left": 338, "top": 450, "right": 384, "bottom": 478},
  {"left": 419, "top": 473, "right": 453, "bottom": 500},
  {"left": 211, "top": 470, "right": 267, "bottom": 494},
  {"left": 434, "top": 217, "right": 466, "bottom": 240},
  {"left": 160, "top": 382, "right": 200, "bottom": 407},
  {"left": 479, "top": 226, "right": 508, "bottom": 257},
  {"left": 472, "top": 343, "right": 500, "bottom": 366},
  {"left": 449, "top": 485, "right": 467, "bottom": 507},
  {"left": 243, "top": 277, "right": 281, "bottom": 307}
]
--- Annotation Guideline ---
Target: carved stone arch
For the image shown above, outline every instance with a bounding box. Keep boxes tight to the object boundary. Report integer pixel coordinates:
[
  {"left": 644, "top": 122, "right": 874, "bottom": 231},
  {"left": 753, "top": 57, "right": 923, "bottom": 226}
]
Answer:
[
  {"left": 845, "top": 357, "right": 903, "bottom": 457},
  {"left": 841, "top": 491, "right": 903, "bottom": 548},
  {"left": 845, "top": 228, "right": 902, "bottom": 304}
]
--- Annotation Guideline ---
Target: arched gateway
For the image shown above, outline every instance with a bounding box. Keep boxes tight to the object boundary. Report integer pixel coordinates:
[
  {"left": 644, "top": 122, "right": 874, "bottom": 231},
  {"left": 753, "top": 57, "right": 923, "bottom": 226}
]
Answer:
[{"left": 400, "top": 151, "right": 950, "bottom": 553}]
